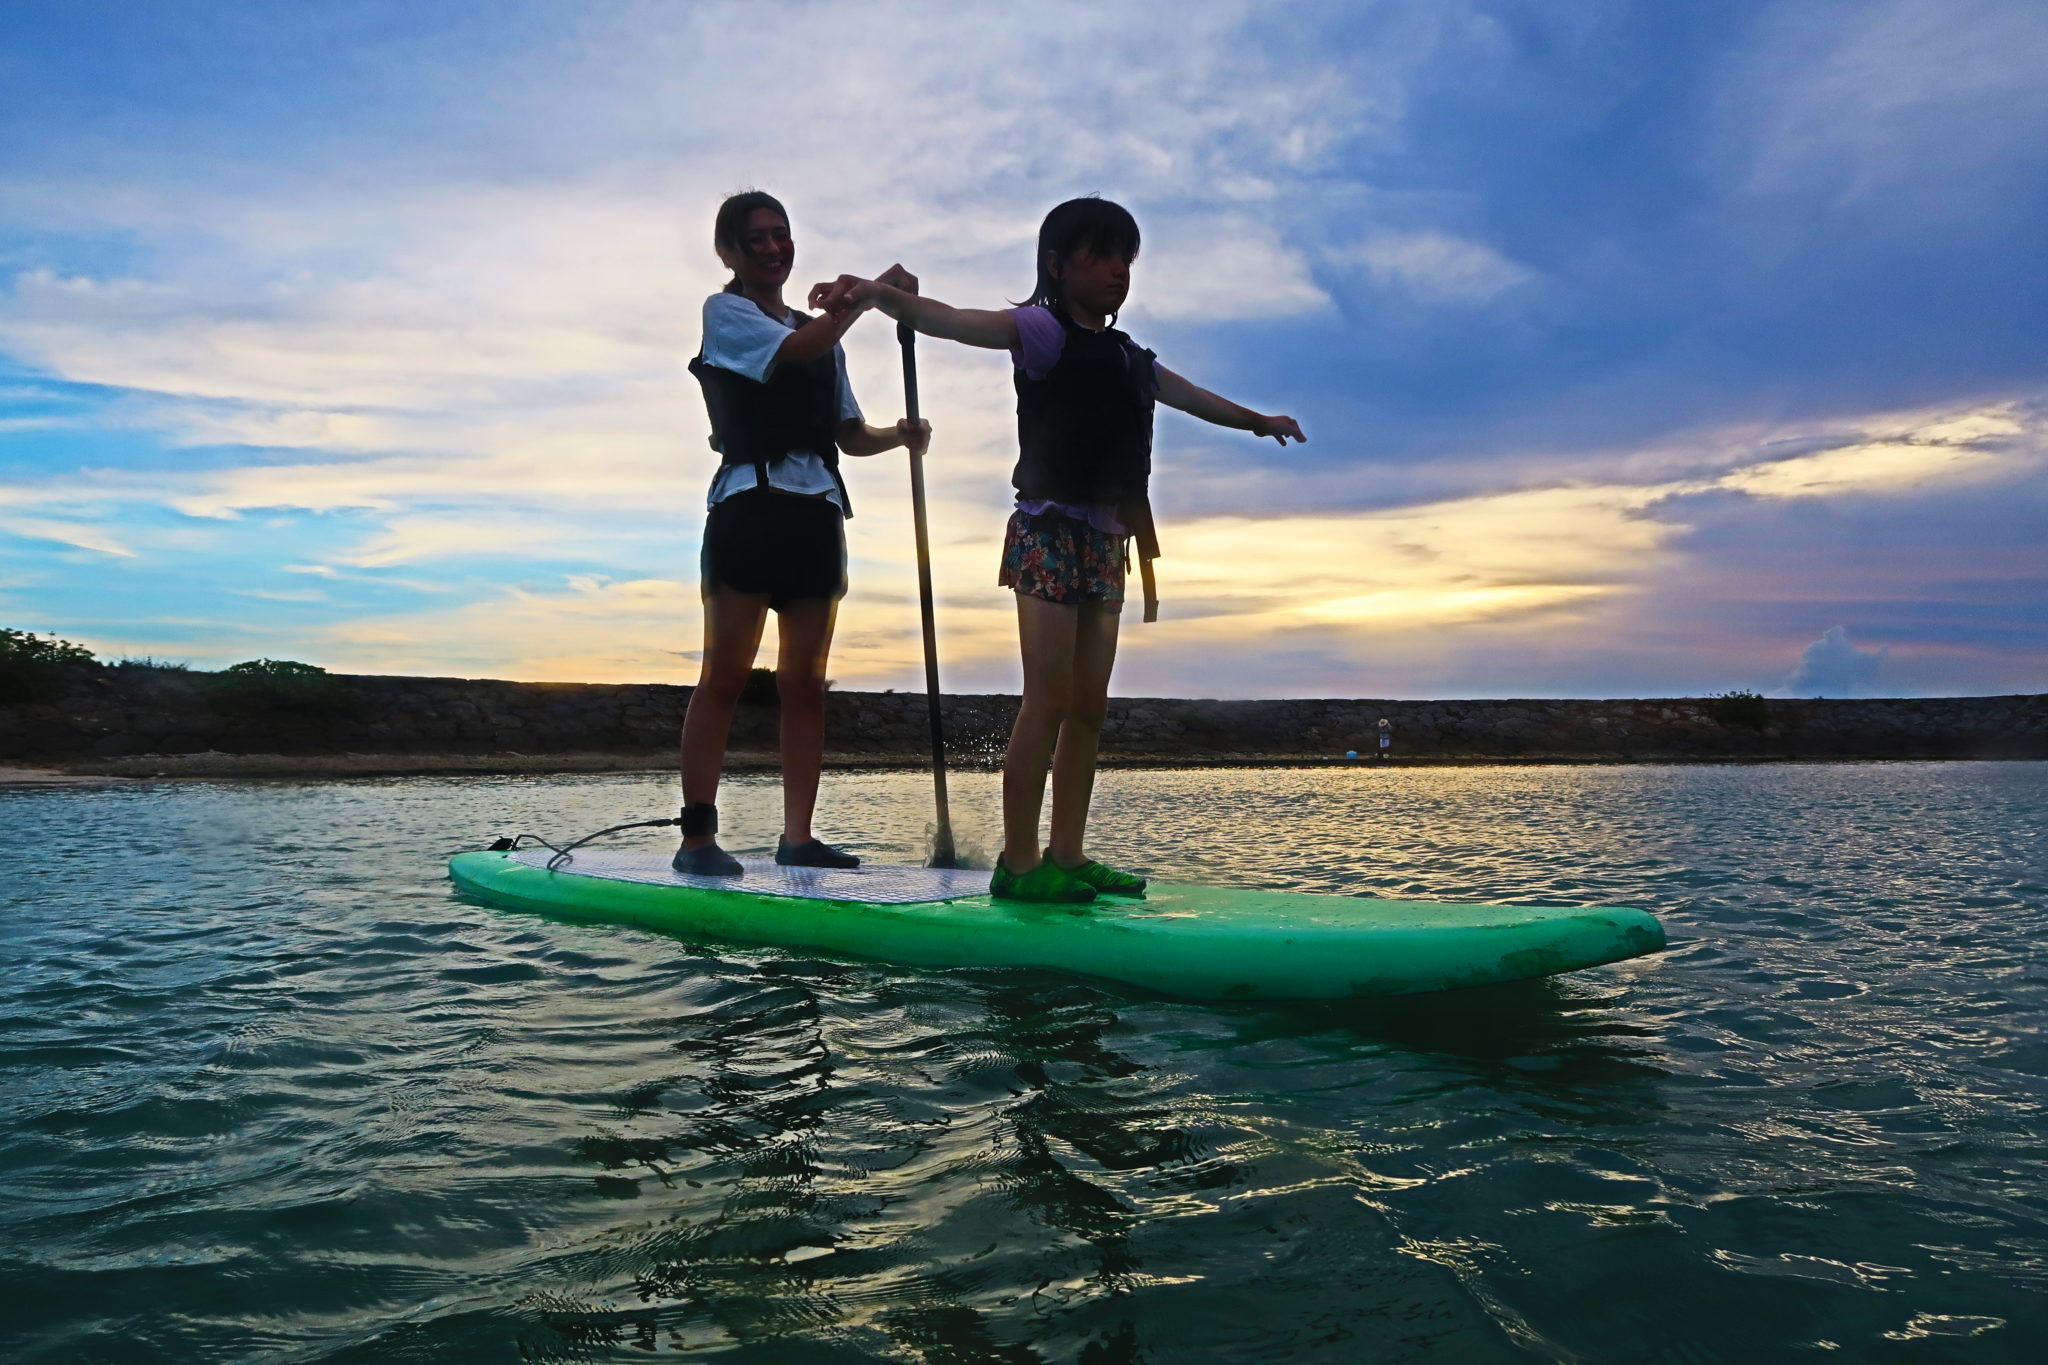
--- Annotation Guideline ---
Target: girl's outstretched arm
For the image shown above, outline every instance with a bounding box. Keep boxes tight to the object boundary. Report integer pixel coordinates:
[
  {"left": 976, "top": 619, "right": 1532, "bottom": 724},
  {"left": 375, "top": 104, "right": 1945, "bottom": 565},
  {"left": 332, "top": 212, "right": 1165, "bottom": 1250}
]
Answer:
[
  {"left": 1156, "top": 366, "right": 1306, "bottom": 446},
  {"left": 810, "top": 270, "right": 1018, "bottom": 351}
]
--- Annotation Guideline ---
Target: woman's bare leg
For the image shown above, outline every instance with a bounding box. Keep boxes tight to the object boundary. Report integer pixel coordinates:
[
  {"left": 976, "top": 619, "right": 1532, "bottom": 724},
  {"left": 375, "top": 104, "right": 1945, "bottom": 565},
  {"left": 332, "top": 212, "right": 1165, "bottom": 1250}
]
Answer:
[
  {"left": 1001, "top": 592, "right": 1078, "bottom": 874},
  {"left": 679, "top": 584, "right": 770, "bottom": 846},
  {"left": 1047, "top": 598, "right": 1121, "bottom": 867},
  {"left": 773, "top": 595, "right": 838, "bottom": 845}
]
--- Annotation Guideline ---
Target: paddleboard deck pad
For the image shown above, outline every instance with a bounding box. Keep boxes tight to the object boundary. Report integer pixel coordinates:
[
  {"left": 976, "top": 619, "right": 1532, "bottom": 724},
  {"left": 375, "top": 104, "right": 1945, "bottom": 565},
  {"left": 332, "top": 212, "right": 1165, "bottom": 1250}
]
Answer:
[{"left": 448, "top": 848, "right": 1664, "bottom": 1000}]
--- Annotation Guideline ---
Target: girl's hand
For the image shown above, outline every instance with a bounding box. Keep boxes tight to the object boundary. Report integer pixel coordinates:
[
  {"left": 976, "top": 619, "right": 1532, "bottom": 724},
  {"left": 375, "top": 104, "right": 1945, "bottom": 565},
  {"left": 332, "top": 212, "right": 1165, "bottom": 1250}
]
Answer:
[
  {"left": 897, "top": 417, "right": 931, "bottom": 456},
  {"left": 1253, "top": 414, "right": 1306, "bottom": 446},
  {"left": 808, "top": 275, "right": 876, "bottom": 317},
  {"left": 876, "top": 263, "right": 919, "bottom": 296}
]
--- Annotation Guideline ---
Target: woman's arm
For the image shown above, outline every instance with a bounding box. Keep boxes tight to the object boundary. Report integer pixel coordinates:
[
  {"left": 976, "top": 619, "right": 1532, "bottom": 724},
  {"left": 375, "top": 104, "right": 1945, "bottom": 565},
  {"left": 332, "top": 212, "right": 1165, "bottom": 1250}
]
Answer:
[
  {"left": 810, "top": 270, "right": 1019, "bottom": 351},
  {"left": 771, "top": 306, "right": 863, "bottom": 370},
  {"left": 836, "top": 417, "right": 932, "bottom": 458},
  {"left": 1156, "top": 366, "right": 1306, "bottom": 446}
]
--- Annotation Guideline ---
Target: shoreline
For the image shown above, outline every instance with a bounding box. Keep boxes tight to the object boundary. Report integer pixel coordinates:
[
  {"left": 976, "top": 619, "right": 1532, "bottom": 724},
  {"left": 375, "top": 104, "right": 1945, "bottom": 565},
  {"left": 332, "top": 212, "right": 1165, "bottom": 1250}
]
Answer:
[
  {"left": 7, "top": 748, "right": 2042, "bottom": 785},
  {"left": 5, "top": 670, "right": 2044, "bottom": 778}
]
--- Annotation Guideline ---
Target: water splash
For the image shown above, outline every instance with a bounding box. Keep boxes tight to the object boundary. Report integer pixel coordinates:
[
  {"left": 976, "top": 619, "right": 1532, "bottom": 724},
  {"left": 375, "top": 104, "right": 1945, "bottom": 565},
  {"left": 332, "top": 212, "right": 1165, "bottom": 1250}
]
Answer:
[{"left": 924, "top": 819, "right": 994, "bottom": 870}]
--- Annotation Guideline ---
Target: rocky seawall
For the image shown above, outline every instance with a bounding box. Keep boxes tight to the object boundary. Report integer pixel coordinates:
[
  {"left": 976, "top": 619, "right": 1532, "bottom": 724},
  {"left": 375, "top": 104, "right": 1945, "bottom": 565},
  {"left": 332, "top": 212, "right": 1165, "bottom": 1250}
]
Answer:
[{"left": 3, "top": 667, "right": 2044, "bottom": 776}]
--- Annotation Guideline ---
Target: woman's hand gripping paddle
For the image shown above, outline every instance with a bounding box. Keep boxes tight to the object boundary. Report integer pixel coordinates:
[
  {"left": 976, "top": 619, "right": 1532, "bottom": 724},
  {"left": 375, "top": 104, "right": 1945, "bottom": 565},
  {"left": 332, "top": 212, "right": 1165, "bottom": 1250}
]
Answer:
[{"left": 888, "top": 271, "right": 962, "bottom": 869}]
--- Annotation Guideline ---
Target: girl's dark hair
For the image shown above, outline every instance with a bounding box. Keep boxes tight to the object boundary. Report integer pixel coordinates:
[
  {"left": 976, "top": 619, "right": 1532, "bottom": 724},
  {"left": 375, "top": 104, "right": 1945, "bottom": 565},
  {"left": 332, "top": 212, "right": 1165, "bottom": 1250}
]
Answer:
[
  {"left": 1024, "top": 196, "right": 1140, "bottom": 317},
  {"left": 713, "top": 190, "right": 789, "bottom": 294}
]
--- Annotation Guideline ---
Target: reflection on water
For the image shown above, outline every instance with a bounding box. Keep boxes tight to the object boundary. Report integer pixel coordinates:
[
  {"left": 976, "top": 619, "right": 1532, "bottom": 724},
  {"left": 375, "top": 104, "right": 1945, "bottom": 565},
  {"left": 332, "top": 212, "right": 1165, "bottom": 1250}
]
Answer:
[{"left": 2, "top": 763, "right": 2045, "bottom": 1362}]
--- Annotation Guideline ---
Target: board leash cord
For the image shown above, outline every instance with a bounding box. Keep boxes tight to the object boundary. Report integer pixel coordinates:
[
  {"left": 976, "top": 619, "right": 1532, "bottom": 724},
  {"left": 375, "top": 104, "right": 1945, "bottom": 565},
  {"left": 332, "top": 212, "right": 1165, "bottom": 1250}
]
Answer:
[{"left": 488, "top": 815, "right": 682, "bottom": 871}]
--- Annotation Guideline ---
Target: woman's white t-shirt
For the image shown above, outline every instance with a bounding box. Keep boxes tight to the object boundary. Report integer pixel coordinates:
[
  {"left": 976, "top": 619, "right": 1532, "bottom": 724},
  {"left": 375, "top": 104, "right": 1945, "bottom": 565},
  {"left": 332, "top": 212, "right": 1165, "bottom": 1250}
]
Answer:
[{"left": 698, "top": 292, "right": 862, "bottom": 514}]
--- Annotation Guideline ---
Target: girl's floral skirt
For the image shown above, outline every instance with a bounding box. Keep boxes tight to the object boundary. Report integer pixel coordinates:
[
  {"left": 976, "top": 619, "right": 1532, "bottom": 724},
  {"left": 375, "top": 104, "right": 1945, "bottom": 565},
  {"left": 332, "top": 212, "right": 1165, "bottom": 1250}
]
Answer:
[{"left": 997, "top": 508, "right": 1126, "bottom": 606}]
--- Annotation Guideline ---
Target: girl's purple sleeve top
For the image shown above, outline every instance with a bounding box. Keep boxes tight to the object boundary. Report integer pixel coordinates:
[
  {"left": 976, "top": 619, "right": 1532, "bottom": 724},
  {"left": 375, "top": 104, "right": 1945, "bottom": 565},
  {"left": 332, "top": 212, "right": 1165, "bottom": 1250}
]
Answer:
[{"left": 1008, "top": 304, "right": 1068, "bottom": 381}]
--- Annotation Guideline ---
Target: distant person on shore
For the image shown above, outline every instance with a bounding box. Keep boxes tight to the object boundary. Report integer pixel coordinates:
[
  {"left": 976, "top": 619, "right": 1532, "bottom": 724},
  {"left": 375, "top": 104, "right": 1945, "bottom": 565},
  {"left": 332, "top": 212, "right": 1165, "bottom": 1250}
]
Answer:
[
  {"left": 1378, "top": 717, "right": 1392, "bottom": 762},
  {"left": 809, "top": 196, "right": 1305, "bottom": 903},
  {"left": 674, "top": 190, "right": 929, "bottom": 876}
]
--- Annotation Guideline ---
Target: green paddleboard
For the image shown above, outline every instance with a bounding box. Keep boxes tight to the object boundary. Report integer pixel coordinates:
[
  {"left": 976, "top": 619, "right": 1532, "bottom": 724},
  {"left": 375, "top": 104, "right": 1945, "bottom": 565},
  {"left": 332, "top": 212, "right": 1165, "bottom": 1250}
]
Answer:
[{"left": 447, "top": 849, "right": 1664, "bottom": 1000}]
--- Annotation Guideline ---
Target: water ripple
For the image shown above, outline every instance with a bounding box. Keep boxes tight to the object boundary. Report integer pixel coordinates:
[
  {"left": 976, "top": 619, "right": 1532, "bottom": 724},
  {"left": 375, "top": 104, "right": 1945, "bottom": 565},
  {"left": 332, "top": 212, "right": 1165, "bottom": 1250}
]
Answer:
[{"left": 2, "top": 764, "right": 2045, "bottom": 1361}]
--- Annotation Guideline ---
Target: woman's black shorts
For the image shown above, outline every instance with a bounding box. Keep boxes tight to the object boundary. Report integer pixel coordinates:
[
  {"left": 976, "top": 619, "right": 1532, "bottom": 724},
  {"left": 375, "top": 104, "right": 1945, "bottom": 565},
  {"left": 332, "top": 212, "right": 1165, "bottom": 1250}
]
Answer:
[{"left": 700, "top": 487, "right": 847, "bottom": 608}]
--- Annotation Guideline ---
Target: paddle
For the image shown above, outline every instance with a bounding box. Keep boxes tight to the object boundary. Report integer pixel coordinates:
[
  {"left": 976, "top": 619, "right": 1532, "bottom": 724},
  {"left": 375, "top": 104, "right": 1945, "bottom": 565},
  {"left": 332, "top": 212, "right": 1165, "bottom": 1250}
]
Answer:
[{"left": 898, "top": 321, "right": 960, "bottom": 868}]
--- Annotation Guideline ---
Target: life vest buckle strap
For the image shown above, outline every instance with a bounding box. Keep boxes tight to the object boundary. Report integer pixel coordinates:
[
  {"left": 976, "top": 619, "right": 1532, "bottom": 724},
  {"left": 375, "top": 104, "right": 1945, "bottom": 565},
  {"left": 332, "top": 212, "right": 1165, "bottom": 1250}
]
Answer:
[{"left": 1121, "top": 494, "right": 1162, "bottom": 624}]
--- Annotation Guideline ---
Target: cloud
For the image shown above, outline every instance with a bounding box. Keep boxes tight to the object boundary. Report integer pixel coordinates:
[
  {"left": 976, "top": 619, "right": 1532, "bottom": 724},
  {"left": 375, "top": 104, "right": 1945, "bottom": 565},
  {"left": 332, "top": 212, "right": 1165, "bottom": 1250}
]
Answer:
[
  {"left": 334, "top": 514, "right": 588, "bottom": 569},
  {"left": 171, "top": 394, "right": 2031, "bottom": 697},
  {"left": 1716, "top": 438, "right": 2012, "bottom": 500},
  {"left": 1734, "top": 0, "right": 2048, "bottom": 198},
  {"left": 282, "top": 562, "right": 454, "bottom": 594},
  {"left": 0, "top": 516, "right": 137, "bottom": 558},
  {"left": 1134, "top": 215, "right": 1331, "bottom": 322},
  {"left": 1160, "top": 480, "right": 1674, "bottom": 630},
  {"left": 1705, "top": 403, "right": 2033, "bottom": 501},
  {"left": 3, "top": 2, "right": 2046, "bottom": 698},
  {"left": 1328, "top": 230, "right": 1533, "bottom": 303},
  {"left": 1786, "top": 625, "right": 1889, "bottom": 697},
  {"left": 0, "top": 2, "right": 1370, "bottom": 405}
]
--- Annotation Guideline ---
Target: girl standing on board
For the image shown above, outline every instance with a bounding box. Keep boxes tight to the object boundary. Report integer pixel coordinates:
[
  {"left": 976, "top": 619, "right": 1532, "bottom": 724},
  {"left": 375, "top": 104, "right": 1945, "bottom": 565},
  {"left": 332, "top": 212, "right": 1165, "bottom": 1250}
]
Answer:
[
  {"left": 676, "top": 190, "right": 928, "bottom": 875},
  {"left": 811, "top": 197, "right": 1305, "bottom": 903}
]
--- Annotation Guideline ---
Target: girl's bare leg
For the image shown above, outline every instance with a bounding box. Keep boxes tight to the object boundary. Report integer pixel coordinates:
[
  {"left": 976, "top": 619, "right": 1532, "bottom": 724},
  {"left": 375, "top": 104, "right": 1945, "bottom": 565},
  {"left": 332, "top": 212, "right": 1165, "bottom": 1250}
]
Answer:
[
  {"left": 773, "top": 595, "right": 839, "bottom": 845},
  {"left": 679, "top": 584, "right": 770, "bottom": 846},
  {"left": 1047, "top": 598, "right": 1121, "bottom": 867},
  {"left": 1002, "top": 592, "right": 1078, "bottom": 873}
]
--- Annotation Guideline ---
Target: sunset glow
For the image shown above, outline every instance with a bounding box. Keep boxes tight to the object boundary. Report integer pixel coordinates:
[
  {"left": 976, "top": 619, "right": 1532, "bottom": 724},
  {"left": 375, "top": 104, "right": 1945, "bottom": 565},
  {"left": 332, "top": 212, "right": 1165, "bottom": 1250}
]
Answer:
[{"left": 3, "top": 2, "right": 2044, "bottom": 698}]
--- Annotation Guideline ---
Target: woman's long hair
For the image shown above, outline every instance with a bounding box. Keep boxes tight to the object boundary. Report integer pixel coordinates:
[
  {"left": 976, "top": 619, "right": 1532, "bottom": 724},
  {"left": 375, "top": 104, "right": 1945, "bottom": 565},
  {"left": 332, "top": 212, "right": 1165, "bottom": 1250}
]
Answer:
[{"left": 1022, "top": 196, "right": 1140, "bottom": 321}]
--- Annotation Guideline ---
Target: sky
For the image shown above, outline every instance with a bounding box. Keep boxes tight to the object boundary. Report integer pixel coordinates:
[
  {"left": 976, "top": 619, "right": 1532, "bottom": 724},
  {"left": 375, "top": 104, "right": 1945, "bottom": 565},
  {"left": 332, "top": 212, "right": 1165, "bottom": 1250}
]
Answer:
[{"left": 1, "top": 0, "right": 2044, "bottom": 699}]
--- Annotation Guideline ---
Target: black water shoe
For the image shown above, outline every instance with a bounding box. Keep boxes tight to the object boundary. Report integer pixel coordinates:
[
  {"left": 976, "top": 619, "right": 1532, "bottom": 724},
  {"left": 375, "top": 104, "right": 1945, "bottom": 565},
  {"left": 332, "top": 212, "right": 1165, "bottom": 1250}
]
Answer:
[
  {"left": 673, "top": 842, "right": 743, "bottom": 876},
  {"left": 775, "top": 837, "right": 860, "bottom": 869}
]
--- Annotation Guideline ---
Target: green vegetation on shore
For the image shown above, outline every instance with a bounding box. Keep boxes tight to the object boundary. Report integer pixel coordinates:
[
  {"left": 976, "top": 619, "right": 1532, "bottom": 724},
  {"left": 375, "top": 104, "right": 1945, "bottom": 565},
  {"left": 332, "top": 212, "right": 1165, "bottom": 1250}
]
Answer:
[
  {"left": 2, "top": 628, "right": 351, "bottom": 714},
  {"left": 3, "top": 627, "right": 804, "bottom": 716},
  {"left": 0, "top": 628, "right": 95, "bottom": 703},
  {"left": 7, "top": 626, "right": 2043, "bottom": 773},
  {"left": 1707, "top": 689, "right": 1772, "bottom": 728},
  {"left": 209, "top": 659, "right": 357, "bottom": 716}
]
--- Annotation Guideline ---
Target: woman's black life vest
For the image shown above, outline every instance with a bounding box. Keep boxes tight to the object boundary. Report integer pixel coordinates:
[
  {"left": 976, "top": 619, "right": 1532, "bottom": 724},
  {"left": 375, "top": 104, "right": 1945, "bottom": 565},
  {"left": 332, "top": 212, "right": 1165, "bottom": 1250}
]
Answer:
[
  {"left": 689, "top": 315, "right": 851, "bottom": 516},
  {"left": 1012, "top": 307, "right": 1163, "bottom": 620}
]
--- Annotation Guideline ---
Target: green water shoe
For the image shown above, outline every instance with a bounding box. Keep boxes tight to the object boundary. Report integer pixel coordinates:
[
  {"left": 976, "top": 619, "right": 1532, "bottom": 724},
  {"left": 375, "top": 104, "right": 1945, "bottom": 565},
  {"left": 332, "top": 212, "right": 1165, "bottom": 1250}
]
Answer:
[
  {"left": 1052, "top": 854, "right": 1148, "bottom": 898},
  {"left": 990, "top": 857, "right": 1097, "bottom": 904}
]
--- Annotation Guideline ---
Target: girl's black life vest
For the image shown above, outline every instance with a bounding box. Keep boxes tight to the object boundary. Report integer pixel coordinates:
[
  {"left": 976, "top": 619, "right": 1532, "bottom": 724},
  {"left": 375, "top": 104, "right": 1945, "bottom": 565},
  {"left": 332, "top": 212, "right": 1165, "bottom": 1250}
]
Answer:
[
  {"left": 689, "top": 321, "right": 852, "bottom": 516},
  {"left": 1013, "top": 307, "right": 1163, "bottom": 620}
]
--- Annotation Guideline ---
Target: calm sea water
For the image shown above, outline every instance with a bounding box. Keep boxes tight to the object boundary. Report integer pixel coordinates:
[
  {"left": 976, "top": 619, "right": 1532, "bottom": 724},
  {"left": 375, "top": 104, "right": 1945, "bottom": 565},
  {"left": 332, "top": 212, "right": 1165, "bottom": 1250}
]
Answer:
[{"left": 4, "top": 763, "right": 2045, "bottom": 1364}]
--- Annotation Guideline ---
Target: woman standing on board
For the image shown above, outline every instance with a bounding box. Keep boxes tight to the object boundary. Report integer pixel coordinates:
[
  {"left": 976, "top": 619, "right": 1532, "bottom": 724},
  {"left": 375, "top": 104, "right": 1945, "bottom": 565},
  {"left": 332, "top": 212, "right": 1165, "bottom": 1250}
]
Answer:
[
  {"left": 811, "top": 196, "right": 1305, "bottom": 903},
  {"left": 676, "top": 191, "right": 928, "bottom": 875}
]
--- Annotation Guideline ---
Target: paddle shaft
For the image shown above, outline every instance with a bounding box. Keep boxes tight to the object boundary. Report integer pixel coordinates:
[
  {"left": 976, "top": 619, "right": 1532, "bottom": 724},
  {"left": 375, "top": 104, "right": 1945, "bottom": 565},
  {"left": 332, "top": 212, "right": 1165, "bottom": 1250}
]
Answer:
[{"left": 899, "top": 323, "right": 957, "bottom": 866}]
